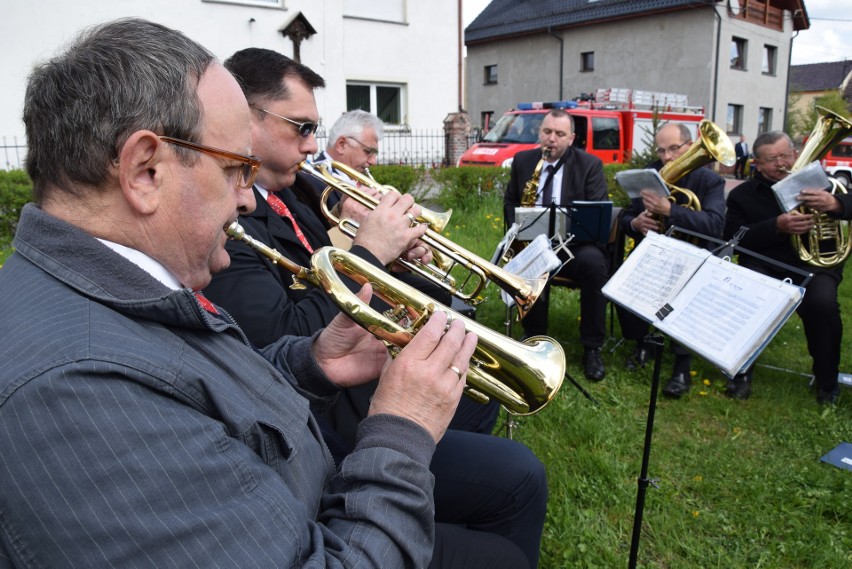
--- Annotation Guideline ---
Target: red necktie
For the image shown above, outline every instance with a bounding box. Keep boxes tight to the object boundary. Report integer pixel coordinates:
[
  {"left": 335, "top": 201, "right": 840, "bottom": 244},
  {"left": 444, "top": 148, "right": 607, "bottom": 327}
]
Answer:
[
  {"left": 193, "top": 291, "right": 219, "bottom": 315},
  {"left": 266, "top": 192, "right": 314, "bottom": 253}
]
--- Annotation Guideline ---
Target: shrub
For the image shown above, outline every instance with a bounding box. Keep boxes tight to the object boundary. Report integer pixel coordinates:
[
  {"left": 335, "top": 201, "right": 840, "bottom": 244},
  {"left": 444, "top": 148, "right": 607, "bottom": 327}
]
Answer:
[
  {"left": 429, "top": 165, "right": 510, "bottom": 210},
  {"left": 0, "top": 169, "right": 32, "bottom": 248},
  {"left": 603, "top": 163, "right": 633, "bottom": 207},
  {"left": 368, "top": 164, "right": 426, "bottom": 196}
]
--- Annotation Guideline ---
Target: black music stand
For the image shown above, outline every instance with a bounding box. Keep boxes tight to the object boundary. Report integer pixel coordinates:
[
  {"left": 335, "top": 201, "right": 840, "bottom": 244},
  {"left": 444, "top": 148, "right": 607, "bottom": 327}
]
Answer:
[
  {"left": 497, "top": 205, "right": 600, "bottom": 439},
  {"left": 625, "top": 226, "right": 812, "bottom": 569}
]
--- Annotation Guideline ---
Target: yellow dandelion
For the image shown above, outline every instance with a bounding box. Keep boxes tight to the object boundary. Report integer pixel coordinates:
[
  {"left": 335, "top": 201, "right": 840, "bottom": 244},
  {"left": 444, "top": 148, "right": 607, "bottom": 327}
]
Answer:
[
  {"left": 693, "top": 475, "right": 703, "bottom": 481},
  {"left": 693, "top": 511, "right": 699, "bottom": 518},
  {"left": 689, "top": 370, "right": 697, "bottom": 377},
  {"left": 702, "top": 378, "right": 711, "bottom": 386},
  {"left": 699, "top": 391, "right": 708, "bottom": 396}
]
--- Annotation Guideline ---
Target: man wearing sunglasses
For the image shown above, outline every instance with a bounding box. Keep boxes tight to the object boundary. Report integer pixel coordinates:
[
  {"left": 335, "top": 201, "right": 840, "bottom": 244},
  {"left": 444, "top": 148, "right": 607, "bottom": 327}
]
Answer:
[
  {"left": 204, "top": 48, "right": 547, "bottom": 569},
  {"left": 0, "top": 19, "right": 481, "bottom": 568},
  {"left": 617, "top": 122, "right": 726, "bottom": 398}
]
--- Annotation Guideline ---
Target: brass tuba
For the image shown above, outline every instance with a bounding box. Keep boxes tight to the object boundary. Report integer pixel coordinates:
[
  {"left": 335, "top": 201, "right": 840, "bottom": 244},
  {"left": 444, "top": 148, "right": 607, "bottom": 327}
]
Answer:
[
  {"left": 787, "top": 106, "right": 852, "bottom": 268},
  {"left": 225, "top": 222, "right": 566, "bottom": 415},
  {"left": 654, "top": 120, "right": 736, "bottom": 232},
  {"left": 300, "top": 160, "right": 546, "bottom": 318}
]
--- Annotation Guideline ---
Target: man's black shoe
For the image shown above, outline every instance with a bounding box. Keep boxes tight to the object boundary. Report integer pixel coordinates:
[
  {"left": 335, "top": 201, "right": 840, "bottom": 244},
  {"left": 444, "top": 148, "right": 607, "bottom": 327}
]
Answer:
[
  {"left": 583, "top": 348, "right": 606, "bottom": 382},
  {"left": 724, "top": 371, "right": 752, "bottom": 400},
  {"left": 662, "top": 372, "right": 691, "bottom": 398},
  {"left": 816, "top": 388, "right": 839, "bottom": 406},
  {"left": 625, "top": 341, "right": 650, "bottom": 371}
]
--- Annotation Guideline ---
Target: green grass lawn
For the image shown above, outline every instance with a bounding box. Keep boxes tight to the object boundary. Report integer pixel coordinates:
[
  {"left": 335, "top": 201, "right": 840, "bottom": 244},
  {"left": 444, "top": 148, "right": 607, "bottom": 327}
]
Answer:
[{"left": 441, "top": 190, "right": 851, "bottom": 568}]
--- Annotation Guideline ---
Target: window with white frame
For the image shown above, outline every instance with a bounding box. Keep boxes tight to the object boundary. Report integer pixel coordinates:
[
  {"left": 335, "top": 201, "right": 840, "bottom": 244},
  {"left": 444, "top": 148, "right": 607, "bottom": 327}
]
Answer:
[
  {"left": 343, "top": 0, "right": 405, "bottom": 23},
  {"left": 347, "top": 82, "right": 404, "bottom": 125}
]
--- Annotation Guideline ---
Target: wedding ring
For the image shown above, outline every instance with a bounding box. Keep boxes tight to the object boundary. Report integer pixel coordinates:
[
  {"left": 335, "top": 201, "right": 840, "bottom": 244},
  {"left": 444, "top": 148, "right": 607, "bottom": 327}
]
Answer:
[
  {"left": 406, "top": 212, "right": 417, "bottom": 227},
  {"left": 449, "top": 364, "right": 463, "bottom": 380}
]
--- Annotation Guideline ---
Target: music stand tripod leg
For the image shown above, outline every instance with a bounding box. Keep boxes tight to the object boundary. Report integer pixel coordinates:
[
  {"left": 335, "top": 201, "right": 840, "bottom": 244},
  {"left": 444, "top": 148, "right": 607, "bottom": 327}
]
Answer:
[{"left": 628, "top": 334, "right": 665, "bottom": 569}]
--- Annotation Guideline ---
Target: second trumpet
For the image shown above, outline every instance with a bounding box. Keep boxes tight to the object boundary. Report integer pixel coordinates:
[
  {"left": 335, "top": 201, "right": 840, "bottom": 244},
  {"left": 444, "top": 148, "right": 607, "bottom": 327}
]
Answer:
[{"left": 299, "top": 160, "right": 545, "bottom": 318}]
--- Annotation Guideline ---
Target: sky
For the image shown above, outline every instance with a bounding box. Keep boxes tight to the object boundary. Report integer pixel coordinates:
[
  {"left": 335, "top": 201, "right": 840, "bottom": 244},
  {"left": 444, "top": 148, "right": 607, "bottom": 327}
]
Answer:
[{"left": 462, "top": 0, "right": 851, "bottom": 66}]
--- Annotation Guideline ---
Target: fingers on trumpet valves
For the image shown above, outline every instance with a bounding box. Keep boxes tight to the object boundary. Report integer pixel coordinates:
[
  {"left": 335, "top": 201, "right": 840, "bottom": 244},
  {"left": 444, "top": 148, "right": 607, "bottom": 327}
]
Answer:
[{"left": 406, "top": 212, "right": 417, "bottom": 227}]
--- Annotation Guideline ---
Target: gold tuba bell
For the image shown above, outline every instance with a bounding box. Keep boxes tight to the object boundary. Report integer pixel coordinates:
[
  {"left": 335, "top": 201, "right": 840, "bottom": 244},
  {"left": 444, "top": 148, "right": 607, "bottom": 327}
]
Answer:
[
  {"left": 787, "top": 106, "right": 852, "bottom": 268},
  {"left": 224, "top": 222, "right": 566, "bottom": 415},
  {"left": 654, "top": 120, "right": 736, "bottom": 232}
]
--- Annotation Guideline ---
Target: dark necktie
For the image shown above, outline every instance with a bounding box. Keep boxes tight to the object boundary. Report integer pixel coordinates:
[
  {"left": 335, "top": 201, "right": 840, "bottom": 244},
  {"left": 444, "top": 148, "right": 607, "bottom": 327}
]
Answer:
[
  {"left": 540, "top": 165, "right": 557, "bottom": 205},
  {"left": 266, "top": 192, "right": 314, "bottom": 253}
]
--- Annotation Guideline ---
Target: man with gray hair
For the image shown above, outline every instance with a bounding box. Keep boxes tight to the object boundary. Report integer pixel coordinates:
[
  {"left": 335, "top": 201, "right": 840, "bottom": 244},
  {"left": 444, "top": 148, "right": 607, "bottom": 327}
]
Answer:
[
  {"left": 0, "top": 18, "right": 478, "bottom": 567},
  {"left": 725, "top": 130, "right": 852, "bottom": 404}
]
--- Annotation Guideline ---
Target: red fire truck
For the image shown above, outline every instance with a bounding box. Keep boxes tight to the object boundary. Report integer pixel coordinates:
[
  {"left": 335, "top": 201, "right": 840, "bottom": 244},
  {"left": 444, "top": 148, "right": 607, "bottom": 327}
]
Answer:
[
  {"left": 821, "top": 136, "right": 852, "bottom": 189},
  {"left": 459, "top": 89, "right": 705, "bottom": 167}
]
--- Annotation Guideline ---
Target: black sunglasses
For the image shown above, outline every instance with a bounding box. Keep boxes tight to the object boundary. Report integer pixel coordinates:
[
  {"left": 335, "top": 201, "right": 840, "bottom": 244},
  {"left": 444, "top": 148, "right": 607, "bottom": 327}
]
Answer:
[{"left": 252, "top": 107, "right": 319, "bottom": 138}]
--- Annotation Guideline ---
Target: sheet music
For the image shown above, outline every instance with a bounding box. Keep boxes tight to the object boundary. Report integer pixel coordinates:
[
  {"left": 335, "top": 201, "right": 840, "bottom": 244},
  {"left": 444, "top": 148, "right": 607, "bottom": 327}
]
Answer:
[
  {"left": 491, "top": 223, "right": 520, "bottom": 265},
  {"left": 500, "top": 233, "right": 561, "bottom": 306},
  {"left": 656, "top": 256, "right": 803, "bottom": 376},
  {"left": 771, "top": 160, "right": 832, "bottom": 212},
  {"left": 615, "top": 169, "right": 670, "bottom": 199},
  {"left": 602, "top": 232, "right": 709, "bottom": 321}
]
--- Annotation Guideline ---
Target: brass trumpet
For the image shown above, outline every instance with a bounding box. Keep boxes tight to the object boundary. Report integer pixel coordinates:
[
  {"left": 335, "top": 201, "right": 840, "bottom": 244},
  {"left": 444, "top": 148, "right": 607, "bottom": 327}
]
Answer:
[
  {"left": 330, "top": 160, "right": 452, "bottom": 233},
  {"left": 299, "top": 160, "right": 546, "bottom": 318},
  {"left": 787, "top": 106, "right": 852, "bottom": 268},
  {"left": 224, "top": 222, "right": 566, "bottom": 415}
]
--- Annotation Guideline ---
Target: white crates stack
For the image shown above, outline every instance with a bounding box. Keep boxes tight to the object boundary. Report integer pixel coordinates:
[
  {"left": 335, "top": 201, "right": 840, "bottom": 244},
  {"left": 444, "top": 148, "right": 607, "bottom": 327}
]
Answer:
[{"left": 595, "top": 88, "right": 689, "bottom": 109}]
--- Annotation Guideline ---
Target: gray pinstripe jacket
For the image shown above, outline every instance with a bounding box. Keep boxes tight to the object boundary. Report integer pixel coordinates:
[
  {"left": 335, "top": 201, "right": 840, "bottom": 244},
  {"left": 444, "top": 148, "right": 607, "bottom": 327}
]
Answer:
[{"left": 0, "top": 204, "right": 435, "bottom": 568}]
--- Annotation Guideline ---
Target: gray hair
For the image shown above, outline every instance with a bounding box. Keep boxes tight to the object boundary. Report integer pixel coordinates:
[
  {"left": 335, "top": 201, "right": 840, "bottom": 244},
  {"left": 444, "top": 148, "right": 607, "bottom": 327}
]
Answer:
[
  {"left": 753, "top": 131, "right": 794, "bottom": 158},
  {"left": 24, "top": 18, "right": 215, "bottom": 204},
  {"left": 326, "top": 110, "right": 384, "bottom": 150}
]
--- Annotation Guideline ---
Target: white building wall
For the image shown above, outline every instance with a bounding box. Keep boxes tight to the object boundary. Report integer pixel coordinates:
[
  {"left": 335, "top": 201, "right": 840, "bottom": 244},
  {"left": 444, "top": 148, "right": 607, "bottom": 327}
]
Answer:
[{"left": 0, "top": 0, "right": 458, "bottom": 143}]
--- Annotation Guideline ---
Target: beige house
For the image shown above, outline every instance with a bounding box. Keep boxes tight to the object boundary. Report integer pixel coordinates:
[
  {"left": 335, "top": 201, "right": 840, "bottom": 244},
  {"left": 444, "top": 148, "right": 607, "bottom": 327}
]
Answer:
[
  {"left": 464, "top": 0, "right": 809, "bottom": 144},
  {"left": 788, "top": 60, "right": 852, "bottom": 127}
]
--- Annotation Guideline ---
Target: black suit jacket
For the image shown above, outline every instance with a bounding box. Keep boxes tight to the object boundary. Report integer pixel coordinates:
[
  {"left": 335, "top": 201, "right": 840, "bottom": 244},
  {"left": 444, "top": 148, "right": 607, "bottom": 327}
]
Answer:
[
  {"left": 205, "top": 175, "right": 386, "bottom": 345},
  {"left": 504, "top": 146, "right": 608, "bottom": 226}
]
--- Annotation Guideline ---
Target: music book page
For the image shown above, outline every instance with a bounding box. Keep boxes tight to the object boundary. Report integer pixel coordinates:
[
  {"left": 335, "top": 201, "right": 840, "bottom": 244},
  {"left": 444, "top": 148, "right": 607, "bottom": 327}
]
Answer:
[
  {"left": 501, "top": 233, "right": 560, "bottom": 307},
  {"left": 614, "top": 169, "right": 670, "bottom": 199},
  {"left": 771, "top": 160, "right": 832, "bottom": 212},
  {"left": 602, "top": 232, "right": 803, "bottom": 377},
  {"left": 602, "top": 232, "right": 709, "bottom": 322}
]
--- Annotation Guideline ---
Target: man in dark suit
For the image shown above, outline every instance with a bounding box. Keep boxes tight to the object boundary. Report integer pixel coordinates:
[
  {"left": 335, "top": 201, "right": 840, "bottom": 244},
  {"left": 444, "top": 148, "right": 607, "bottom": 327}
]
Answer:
[
  {"left": 725, "top": 130, "right": 852, "bottom": 404},
  {"left": 204, "top": 48, "right": 548, "bottom": 569},
  {"left": 618, "top": 122, "right": 726, "bottom": 398},
  {"left": 734, "top": 135, "right": 749, "bottom": 179},
  {"left": 504, "top": 109, "right": 610, "bottom": 381}
]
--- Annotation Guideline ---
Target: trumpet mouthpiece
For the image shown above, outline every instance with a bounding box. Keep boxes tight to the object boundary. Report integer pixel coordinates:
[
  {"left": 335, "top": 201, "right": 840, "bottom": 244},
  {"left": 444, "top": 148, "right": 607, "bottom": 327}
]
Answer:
[{"left": 224, "top": 221, "right": 245, "bottom": 240}]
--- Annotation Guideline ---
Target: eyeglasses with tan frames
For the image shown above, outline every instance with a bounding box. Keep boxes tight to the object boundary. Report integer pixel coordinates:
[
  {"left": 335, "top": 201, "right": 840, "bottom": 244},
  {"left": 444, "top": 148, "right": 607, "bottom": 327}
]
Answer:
[{"left": 159, "top": 136, "right": 261, "bottom": 189}]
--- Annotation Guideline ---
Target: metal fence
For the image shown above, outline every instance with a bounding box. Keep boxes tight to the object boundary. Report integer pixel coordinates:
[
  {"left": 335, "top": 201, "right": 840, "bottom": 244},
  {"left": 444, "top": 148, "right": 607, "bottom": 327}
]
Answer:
[
  {"left": 2, "top": 130, "right": 480, "bottom": 171},
  {"left": 2, "top": 137, "right": 26, "bottom": 171},
  {"left": 316, "top": 128, "right": 464, "bottom": 168}
]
